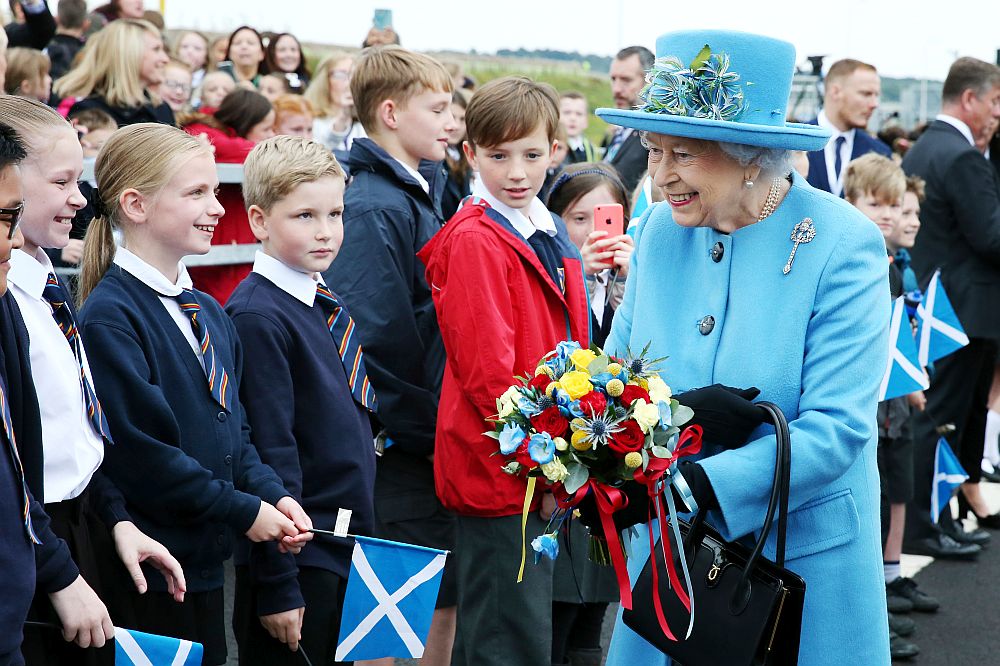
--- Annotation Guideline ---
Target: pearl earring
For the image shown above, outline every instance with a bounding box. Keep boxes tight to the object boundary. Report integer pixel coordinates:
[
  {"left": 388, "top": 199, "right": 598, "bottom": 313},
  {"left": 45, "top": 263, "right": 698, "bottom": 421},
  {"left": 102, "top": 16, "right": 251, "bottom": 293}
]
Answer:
[{"left": 744, "top": 179, "right": 754, "bottom": 189}]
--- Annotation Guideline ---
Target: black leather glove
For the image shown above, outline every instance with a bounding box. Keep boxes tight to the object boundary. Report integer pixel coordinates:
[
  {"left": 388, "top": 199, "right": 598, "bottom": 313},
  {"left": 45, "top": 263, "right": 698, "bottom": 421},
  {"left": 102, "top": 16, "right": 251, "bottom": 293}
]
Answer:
[
  {"left": 576, "top": 480, "right": 651, "bottom": 536},
  {"left": 674, "top": 384, "right": 764, "bottom": 448}
]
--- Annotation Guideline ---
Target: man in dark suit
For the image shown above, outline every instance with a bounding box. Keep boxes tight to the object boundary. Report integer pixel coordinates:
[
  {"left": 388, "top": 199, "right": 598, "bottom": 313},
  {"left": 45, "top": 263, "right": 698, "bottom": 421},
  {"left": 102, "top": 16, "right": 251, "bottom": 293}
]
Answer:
[
  {"left": 603, "top": 45, "right": 653, "bottom": 192},
  {"left": 807, "top": 59, "right": 891, "bottom": 196},
  {"left": 902, "top": 57, "right": 1000, "bottom": 560}
]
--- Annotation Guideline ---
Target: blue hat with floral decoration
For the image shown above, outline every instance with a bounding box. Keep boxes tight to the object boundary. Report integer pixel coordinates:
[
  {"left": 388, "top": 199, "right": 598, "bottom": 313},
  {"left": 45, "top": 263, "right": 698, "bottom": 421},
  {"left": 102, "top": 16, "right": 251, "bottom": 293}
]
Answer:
[{"left": 596, "top": 30, "right": 830, "bottom": 151}]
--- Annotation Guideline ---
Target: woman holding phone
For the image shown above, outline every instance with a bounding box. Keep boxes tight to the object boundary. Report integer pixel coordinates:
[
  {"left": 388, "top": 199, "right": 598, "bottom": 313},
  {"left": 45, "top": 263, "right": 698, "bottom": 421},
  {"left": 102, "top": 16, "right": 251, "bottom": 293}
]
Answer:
[{"left": 547, "top": 163, "right": 634, "bottom": 346}]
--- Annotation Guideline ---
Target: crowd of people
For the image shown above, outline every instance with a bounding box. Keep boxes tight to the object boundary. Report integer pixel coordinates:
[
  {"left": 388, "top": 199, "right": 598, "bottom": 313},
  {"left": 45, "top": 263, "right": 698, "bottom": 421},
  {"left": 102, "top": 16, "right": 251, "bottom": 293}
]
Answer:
[{"left": 0, "top": 2, "right": 999, "bottom": 666}]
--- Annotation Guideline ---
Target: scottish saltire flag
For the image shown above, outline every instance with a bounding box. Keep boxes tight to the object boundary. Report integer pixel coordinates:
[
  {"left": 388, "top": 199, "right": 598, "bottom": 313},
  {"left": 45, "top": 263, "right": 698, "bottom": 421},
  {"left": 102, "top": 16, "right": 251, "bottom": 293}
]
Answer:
[
  {"left": 629, "top": 175, "right": 654, "bottom": 228},
  {"left": 335, "top": 536, "right": 448, "bottom": 661},
  {"left": 931, "top": 438, "right": 969, "bottom": 522},
  {"left": 915, "top": 269, "right": 969, "bottom": 367},
  {"left": 878, "top": 296, "right": 929, "bottom": 401},
  {"left": 114, "top": 627, "right": 202, "bottom": 665}
]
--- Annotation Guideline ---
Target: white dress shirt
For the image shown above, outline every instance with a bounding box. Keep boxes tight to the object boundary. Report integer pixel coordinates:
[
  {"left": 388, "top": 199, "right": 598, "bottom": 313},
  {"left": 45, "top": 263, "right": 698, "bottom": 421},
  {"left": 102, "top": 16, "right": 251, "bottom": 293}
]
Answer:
[
  {"left": 393, "top": 158, "right": 430, "bottom": 194},
  {"left": 590, "top": 269, "right": 610, "bottom": 326},
  {"left": 8, "top": 248, "right": 104, "bottom": 502},
  {"left": 471, "top": 178, "right": 556, "bottom": 240},
  {"left": 817, "top": 110, "right": 855, "bottom": 197},
  {"left": 935, "top": 114, "right": 976, "bottom": 148},
  {"left": 113, "top": 246, "right": 204, "bottom": 368},
  {"left": 251, "top": 250, "right": 320, "bottom": 305}
]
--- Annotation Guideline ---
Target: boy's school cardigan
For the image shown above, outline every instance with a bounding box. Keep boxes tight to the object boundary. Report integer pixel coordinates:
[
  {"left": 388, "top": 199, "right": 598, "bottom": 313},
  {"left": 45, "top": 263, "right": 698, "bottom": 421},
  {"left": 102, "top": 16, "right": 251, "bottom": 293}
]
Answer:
[
  {"left": 79, "top": 263, "right": 289, "bottom": 593},
  {"left": 226, "top": 257, "right": 376, "bottom": 615}
]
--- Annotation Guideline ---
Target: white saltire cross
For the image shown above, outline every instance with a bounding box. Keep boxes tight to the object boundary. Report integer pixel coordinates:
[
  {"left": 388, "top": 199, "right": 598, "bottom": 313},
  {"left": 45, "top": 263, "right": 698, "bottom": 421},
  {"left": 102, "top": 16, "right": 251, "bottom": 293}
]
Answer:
[{"left": 916, "top": 269, "right": 969, "bottom": 367}]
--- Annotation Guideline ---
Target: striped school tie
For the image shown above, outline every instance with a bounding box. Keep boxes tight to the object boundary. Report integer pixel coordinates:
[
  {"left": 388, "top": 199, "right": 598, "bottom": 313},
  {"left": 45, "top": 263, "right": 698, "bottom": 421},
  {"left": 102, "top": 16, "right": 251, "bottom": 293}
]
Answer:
[
  {"left": 0, "top": 372, "right": 40, "bottom": 544},
  {"left": 174, "top": 289, "right": 231, "bottom": 411},
  {"left": 42, "top": 273, "right": 113, "bottom": 443},
  {"left": 315, "top": 283, "right": 377, "bottom": 411}
]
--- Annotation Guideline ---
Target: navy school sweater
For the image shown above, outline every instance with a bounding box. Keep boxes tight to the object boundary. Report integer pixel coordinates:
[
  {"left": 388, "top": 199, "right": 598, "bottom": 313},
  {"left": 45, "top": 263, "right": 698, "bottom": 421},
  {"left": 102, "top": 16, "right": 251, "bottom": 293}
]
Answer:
[
  {"left": 78, "top": 266, "right": 289, "bottom": 593},
  {"left": 0, "top": 293, "right": 78, "bottom": 664},
  {"left": 226, "top": 273, "right": 376, "bottom": 615}
]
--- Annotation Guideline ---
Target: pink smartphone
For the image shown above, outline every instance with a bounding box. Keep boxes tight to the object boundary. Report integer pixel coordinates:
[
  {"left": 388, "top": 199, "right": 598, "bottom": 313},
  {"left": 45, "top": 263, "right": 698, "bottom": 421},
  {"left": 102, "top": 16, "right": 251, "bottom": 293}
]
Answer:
[{"left": 593, "top": 203, "right": 624, "bottom": 267}]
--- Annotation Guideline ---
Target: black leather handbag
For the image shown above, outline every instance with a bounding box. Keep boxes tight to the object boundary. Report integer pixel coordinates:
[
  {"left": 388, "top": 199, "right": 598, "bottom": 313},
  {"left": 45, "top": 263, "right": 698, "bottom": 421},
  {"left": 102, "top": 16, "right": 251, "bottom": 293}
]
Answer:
[{"left": 622, "top": 402, "right": 806, "bottom": 665}]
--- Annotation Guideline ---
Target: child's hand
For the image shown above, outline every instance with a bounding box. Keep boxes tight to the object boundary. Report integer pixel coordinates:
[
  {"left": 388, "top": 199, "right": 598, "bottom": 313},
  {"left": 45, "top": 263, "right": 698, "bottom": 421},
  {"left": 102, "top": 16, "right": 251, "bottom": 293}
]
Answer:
[
  {"left": 260, "top": 607, "right": 304, "bottom": 652},
  {"left": 581, "top": 231, "right": 633, "bottom": 276},
  {"left": 61, "top": 239, "right": 84, "bottom": 265},
  {"left": 275, "top": 496, "right": 314, "bottom": 554},
  {"left": 48, "top": 576, "right": 114, "bottom": 648},
  {"left": 907, "top": 390, "right": 927, "bottom": 411},
  {"left": 610, "top": 233, "right": 635, "bottom": 277},
  {"left": 112, "top": 521, "right": 187, "bottom": 602},
  {"left": 246, "top": 500, "right": 300, "bottom": 546}
]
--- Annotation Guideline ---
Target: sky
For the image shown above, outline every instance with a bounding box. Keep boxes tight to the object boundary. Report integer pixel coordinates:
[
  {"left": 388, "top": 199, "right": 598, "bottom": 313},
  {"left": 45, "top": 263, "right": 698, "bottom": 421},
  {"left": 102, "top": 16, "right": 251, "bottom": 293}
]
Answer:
[{"left": 149, "top": 0, "right": 998, "bottom": 80}]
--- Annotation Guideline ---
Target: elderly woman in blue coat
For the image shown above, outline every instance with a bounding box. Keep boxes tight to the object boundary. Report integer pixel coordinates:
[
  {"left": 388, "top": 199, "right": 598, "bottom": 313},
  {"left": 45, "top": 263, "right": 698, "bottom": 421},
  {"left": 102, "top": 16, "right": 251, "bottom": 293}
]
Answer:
[{"left": 597, "top": 30, "right": 892, "bottom": 665}]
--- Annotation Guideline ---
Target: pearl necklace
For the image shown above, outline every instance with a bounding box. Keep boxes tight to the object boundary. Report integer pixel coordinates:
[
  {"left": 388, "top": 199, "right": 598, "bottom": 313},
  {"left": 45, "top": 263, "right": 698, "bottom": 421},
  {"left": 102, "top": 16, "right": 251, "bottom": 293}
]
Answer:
[{"left": 757, "top": 178, "right": 783, "bottom": 221}]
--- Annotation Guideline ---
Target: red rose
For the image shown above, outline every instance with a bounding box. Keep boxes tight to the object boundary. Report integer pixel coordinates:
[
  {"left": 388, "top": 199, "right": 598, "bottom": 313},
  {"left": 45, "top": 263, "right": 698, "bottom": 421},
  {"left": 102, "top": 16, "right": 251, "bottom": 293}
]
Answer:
[
  {"left": 578, "top": 390, "right": 608, "bottom": 417},
  {"left": 619, "top": 384, "right": 651, "bottom": 406},
  {"left": 528, "top": 373, "right": 550, "bottom": 391},
  {"left": 514, "top": 442, "right": 537, "bottom": 470},
  {"left": 608, "top": 419, "right": 646, "bottom": 456},
  {"left": 531, "top": 406, "right": 569, "bottom": 438}
]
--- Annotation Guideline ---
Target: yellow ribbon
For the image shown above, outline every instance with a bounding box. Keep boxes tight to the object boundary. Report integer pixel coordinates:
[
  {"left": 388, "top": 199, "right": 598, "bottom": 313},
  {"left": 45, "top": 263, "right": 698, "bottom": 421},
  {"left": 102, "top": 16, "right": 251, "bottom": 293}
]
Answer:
[{"left": 517, "top": 477, "right": 537, "bottom": 583}]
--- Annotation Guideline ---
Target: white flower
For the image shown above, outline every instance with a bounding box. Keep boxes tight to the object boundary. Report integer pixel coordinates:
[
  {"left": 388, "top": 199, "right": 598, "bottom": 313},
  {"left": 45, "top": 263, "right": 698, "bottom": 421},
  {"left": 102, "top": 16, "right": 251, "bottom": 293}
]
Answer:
[
  {"left": 497, "top": 385, "right": 522, "bottom": 418},
  {"left": 540, "top": 458, "right": 569, "bottom": 483},
  {"left": 647, "top": 375, "right": 673, "bottom": 404},
  {"left": 632, "top": 399, "right": 661, "bottom": 433}
]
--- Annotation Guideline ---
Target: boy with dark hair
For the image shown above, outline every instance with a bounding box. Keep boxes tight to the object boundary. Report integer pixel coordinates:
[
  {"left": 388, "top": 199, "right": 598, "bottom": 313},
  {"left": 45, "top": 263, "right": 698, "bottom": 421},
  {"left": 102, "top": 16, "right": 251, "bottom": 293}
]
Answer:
[
  {"left": 46, "top": 0, "right": 87, "bottom": 79},
  {"left": 418, "top": 75, "right": 590, "bottom": 666},
  {"left": 320, "top": 44, "right": 458, "bottom": 665}
]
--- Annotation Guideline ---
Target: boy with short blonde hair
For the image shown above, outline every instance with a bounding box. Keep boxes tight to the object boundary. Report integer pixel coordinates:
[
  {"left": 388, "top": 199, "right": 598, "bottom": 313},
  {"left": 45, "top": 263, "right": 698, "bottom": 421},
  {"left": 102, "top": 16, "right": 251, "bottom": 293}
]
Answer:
[
  {"left": 418, "top": 76, "right": 590, "bottom": 666},
  {"left": 559, "top": 90, "right": 598, "bottom": 163},
  {"left": 227, "top": 136, "right": 375, "bottom": 664},
  {"left": 844, "top": 152, "right": 905, "bottom": 243},
  {"left": 321, "top": 44, "right": 459, "bottom": 665}
]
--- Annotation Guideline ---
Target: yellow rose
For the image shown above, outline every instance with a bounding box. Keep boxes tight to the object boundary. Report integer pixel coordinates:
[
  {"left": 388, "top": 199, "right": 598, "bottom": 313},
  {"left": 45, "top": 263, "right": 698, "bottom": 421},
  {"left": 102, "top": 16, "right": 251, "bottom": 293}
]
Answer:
[
  {"left": 571, "top": 430, "right": 592, "bottom": 451},
  {"left": 570, "top": 348, "right": 597, "bottom": 371},
  {"left": 607, "top": 362, "right": 622, "bottom": 376},
  {"left": 632, "top": 399, "right": 661, "bottom": 433},
  {"left": 624, "top": 451, "right": 643, "bottom": 468},
  {"left": 647, "top": 375, "right": 672, "bottom": 404},
  {"left": 560, "top": 371, "right": 594, "bottom": 400},
  {"left": 541, "top": 458, "right": 569, "bottom": 483},
  {"left": 554, "top": 437, "right": 569, "bottom": 451},
  {"left": 606, "top": 379, "right": 625, "bottom": 397}
]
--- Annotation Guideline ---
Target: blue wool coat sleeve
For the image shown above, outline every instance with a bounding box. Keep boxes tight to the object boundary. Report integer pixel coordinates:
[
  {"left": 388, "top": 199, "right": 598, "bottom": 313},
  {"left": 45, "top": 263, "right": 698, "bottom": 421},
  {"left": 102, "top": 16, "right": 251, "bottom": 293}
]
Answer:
[
  {"left": 230, "top": 311, "right": 303, "bottom": 616},
  {"left": 325, "top": 206, "right": 439, "bottom": 456},
  {"left": 81, "top": 320, "right": 263, "bottom": 534},
  {"left": 698, "top": 217, "right": 889, "bottom": 540}
]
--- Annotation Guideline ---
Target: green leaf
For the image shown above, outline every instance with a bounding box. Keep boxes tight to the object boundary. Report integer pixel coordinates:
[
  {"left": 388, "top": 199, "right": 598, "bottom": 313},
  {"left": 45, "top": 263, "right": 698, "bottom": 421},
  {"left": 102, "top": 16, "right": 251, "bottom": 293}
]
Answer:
[
  {"left": 641, "top": 448, "right": 650, "bottom": 470},
  {"left": 651, "top": 445, "right": 672, "bottom": 459},
  {"left": 483, "top": 430, "right": 501, "bottom": 440},
  {"left": 564, "top": 462, "right": 590, "bottom": 495},
  {"left": 673, "top": 404, "right": 694, "bottom": 426},
  {"left": 588, "top": 355, "right": 609, "bottom": 376},
  {"left": 689, "top": 44, "right": 711, "bottom": 72},
  {"left": 652, "top": 428, "right": 670, "bottom": 446}
]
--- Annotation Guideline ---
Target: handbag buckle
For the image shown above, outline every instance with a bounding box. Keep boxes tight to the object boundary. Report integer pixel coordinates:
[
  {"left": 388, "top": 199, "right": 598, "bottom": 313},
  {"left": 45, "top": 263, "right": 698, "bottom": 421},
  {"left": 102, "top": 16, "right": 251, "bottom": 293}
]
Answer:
[{"left": 706, "top": 547, "right": 727, "bottom": 587}]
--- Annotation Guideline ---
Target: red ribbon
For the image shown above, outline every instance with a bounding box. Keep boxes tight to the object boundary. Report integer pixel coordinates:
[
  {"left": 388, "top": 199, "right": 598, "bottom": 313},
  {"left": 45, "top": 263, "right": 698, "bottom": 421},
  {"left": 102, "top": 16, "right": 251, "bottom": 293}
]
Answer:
[{"left": 632, "top": 425, "right": 703, "bottom": 641}]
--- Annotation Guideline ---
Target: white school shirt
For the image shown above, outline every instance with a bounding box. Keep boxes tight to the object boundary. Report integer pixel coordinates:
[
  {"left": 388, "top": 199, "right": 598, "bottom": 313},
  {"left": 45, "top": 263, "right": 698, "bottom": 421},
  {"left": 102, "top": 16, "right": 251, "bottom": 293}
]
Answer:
[
  {"left": 251, "top": 250, "right": 319, "bottom": 306},
  {"left": 393, "top": 158, "right": 430, "bottom": 195},
  {"left": 112, "top": 246, "right": 204, "bottom": 369},
  {"left": 817, "top": 110, "right": 855, "bottom": 197},
  {"left": 8, "top": 249, "right": 104, "bottom": 502},
  {"left": 471, "top": 179, "right": 557, "bottom": 240}
]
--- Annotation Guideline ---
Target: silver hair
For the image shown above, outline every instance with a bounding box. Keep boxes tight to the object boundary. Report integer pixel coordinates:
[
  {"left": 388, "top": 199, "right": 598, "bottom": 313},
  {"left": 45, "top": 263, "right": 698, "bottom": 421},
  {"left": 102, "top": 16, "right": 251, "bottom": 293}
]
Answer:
[{"left": 717, "top": 141, "right": 795, "bottom": 177}]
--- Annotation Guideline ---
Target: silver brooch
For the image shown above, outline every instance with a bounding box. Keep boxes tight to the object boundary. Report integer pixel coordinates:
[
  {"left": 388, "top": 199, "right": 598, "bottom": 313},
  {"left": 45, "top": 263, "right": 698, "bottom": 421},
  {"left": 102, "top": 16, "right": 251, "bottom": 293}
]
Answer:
[{"left": 783, "top": 218, "right": 816, "bottom": 275}]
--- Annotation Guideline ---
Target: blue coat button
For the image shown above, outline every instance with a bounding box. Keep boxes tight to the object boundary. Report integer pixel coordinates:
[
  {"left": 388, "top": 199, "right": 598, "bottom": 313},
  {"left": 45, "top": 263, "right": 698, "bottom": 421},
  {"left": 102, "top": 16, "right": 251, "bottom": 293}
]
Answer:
[
  {"left": 698, "top": 315, "right": 715, "bottom": 335},
  {"left": 224, "top": 454, "right": 233, "bottom": 465},
  {"left": 711, "top": 242, "right": 724, "bottom": 262},
  {"left": 217, "top": 411, "right": 227, "bottom": 422}
]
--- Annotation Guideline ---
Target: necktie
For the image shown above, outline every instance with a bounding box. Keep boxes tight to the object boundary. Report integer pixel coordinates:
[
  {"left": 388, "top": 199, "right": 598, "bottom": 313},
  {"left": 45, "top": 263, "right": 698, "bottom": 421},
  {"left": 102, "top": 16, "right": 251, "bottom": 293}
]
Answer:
[
  {"left": 173, "top": 289, "right": 231, "bottom": 411},
  {"left": 42, "top": 273, "right": 113, "bottom": 443},
  {"left": 315, "top": 284, "right": 378, "bottom": 411},
  {"left": 833, "top": 135, "right": 847, "bottom": 184},
  {"left": 0, "top": 372, "right": 40, "bottom": 543},
  {"left": 605, "top": 128, "right": 628, "bottom": 162}
]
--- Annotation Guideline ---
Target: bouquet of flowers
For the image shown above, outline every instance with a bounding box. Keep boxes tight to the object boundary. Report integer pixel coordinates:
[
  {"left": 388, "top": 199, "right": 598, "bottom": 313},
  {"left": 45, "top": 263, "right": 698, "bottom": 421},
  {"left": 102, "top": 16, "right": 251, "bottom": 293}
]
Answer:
[{"left": 486, "top": 340, "right": 703, "bottom": 616}]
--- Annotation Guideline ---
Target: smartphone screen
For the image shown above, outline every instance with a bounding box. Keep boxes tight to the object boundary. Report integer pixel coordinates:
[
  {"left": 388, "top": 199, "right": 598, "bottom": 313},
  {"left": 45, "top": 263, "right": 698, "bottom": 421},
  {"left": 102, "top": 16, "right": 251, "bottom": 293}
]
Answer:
[{"left": 373, "top": 9, "right": 393, "bottom": 30}]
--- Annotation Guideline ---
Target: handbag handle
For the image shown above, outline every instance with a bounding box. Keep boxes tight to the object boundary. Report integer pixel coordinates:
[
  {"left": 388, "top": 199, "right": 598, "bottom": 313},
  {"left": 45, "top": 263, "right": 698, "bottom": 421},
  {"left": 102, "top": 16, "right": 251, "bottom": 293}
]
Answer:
[{"left": 681, "top": 401, "right": 792, "bottom": 613}]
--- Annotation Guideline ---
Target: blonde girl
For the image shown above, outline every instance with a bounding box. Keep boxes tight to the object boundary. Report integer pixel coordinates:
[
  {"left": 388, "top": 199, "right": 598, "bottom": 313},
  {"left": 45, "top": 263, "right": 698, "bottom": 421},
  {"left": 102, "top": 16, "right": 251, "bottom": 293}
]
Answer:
[
  {"left": 172, "top": 29, "right": 211, "bottom": 89},
  {"left": 3, "top": 47, "right": 52, "bottom": 101},
  {"left": 304, "top": 51, "right": 365, "bottom": 153},
  {"left": 0, "top": 95, "right": 187, "bottom": 662},
  {"left": 77, "top": 123, "right": 313, "bottom": 665},
  {"left": 53, "top": 18, "right": 172, "bottom": 127}
]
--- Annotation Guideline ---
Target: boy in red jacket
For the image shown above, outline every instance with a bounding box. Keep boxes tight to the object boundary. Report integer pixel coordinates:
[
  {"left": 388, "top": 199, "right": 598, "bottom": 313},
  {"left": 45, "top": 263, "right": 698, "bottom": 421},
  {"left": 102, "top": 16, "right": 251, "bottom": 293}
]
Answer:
[{"left": 418, "top": 76, "right": 590, "bottom": 666}]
